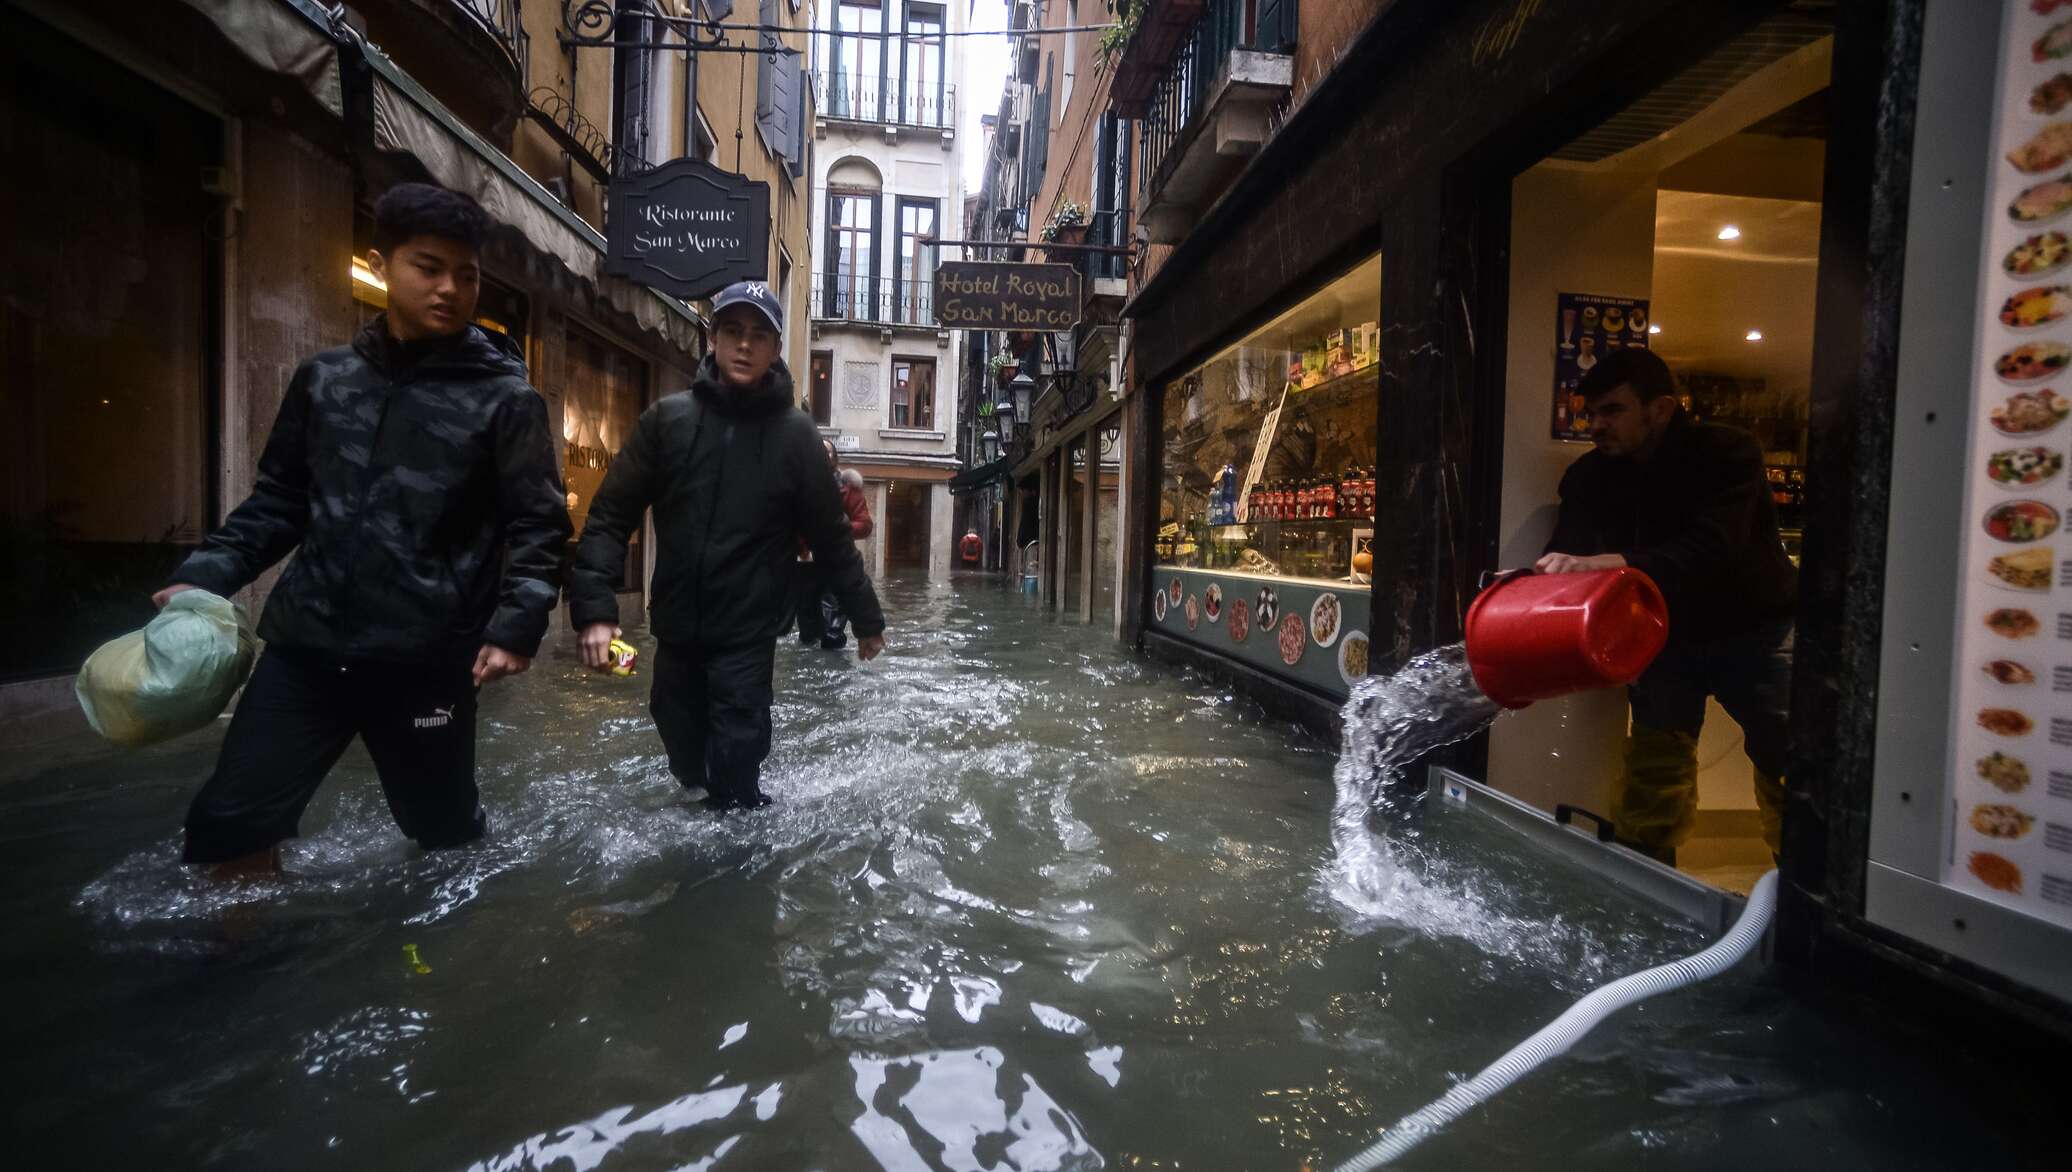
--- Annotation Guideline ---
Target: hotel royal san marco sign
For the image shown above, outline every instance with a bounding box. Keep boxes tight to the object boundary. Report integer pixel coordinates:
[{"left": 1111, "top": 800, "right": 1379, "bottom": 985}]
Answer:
[
  {"left": 605, "top": 159, "right": 770, "bottom": 300},
  {"left": 934, "top": 262, "right": 1082, "bottom": 330}
]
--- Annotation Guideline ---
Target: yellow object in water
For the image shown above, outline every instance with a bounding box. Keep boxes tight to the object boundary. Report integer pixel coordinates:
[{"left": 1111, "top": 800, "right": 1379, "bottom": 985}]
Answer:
[
  {"left": 607, "top": 638, "right": 639, "bottom": 677},
  {"left": 402, "top": 943, "right": 431, "bottom": 975}
]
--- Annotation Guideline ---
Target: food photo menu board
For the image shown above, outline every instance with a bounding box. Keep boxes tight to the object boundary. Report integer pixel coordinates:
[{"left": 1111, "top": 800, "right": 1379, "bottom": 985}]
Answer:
[
  {"left": 1947, "top": 0, "right": 2072, "bottom": 929},
  {"left": 1551, "top": 292, "right": 1651, "bottom": 441}
]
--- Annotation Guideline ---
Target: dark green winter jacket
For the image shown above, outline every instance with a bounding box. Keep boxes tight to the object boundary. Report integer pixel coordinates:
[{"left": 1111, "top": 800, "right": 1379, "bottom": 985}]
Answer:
[
  {"left": 170, "top": 317, "right": 572, "bottom": 660},
  {"left": 567, "top": 356, "right": 885, "bottom": 648}
]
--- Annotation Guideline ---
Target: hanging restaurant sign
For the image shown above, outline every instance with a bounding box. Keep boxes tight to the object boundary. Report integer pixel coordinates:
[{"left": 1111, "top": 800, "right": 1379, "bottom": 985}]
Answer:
[
  {"left": 934, "top": 262, "right": 1083, "bottom": 330},
  {"left": 605, "top": 158, "right": 769, "bottom": 300}
]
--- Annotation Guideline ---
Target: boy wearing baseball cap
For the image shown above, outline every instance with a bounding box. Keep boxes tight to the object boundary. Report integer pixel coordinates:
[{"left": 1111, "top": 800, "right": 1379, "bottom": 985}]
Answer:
[{"left": 569, "top": 282, "right": 886, "bottom": 810}]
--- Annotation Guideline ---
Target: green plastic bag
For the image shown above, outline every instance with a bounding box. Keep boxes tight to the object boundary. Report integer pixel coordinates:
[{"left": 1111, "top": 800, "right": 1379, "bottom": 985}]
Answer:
[{"left": 75, "top": 589, "right": 258, "bottom": 747}]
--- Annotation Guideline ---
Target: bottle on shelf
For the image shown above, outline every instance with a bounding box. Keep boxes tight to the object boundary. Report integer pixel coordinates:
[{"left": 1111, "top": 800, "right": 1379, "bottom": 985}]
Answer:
[{"left": 1321, "top": 473, "right": 1338, "bottom": 520}]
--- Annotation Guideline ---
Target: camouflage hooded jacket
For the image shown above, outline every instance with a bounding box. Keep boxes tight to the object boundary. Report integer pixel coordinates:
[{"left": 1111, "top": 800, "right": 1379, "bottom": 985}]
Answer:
[{"left": 171, "top": 318, "right": 572, "bottom": 661}]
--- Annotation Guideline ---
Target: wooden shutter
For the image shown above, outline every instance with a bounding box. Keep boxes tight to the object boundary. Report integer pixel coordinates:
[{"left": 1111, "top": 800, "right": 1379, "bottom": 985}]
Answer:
[{"left": 1255, "top": 0, "right": 1294, "bottom": 52}]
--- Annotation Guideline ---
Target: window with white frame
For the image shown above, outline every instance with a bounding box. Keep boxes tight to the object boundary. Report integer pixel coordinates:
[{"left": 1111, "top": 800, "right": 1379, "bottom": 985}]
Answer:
[{"left": 891, "top": 356, "right": 936, "bottom": 430}]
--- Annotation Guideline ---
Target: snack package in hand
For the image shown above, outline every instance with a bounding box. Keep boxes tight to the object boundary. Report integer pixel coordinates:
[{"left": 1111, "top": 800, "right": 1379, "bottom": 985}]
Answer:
[
  {"left": 608, "top": 638, "right": 639, "bottom": 677},
  {"left": 75, "top": 589, "right": 258, "bottom": 747}
]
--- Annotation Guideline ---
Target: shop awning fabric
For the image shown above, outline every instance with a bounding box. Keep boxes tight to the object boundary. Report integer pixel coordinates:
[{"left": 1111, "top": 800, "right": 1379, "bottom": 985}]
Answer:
[
  {"left": 177, "top": 0, "right": 342, "bottom": 114},
  {"left": 362, "top": 42, "right": 703, "bottom": 352},
  {"left": 179, "top": 0, "right": 703, "bottom": 353},
  {"left": 948, "top": 458, "right": 1011, "bottom": 494}
]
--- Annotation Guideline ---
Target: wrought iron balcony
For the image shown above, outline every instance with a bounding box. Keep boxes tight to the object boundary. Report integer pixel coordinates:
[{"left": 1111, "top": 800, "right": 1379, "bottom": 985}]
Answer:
[
  {"left": 1080, "top": 209, "right": 1130, "bottom": 283},
  {"left": 1130, "top": 0, "right": 1296, "bottom": 243},
  {"left": 452, "top": 0, "right": 526, "bottom": 73},
  {"left": 353, "top": 0, "right": 529, "bottom": 137},
  {"left": 812, "top": 274, "right": 938, "bottom": 327},
  {"left": 815, "top": 71, "right": 957, "bottom": 130}
]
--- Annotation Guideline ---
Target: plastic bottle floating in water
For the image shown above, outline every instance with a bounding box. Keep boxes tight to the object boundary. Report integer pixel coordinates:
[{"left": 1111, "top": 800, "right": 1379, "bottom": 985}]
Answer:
[
  {"left": 608, "top": 639, "right": 639, "bottom": 677},
  {"left": 402, "top": 943, "right": 432, "bottom": 975}
]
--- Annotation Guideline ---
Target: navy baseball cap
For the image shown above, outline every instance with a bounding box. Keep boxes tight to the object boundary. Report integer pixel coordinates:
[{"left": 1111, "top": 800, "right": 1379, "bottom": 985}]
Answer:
[{"left": 711, "top": 280, "right": 784, "bottom": 336}]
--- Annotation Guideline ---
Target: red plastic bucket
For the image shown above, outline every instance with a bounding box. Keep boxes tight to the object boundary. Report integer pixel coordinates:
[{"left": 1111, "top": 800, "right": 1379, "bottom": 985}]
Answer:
[{"left": 1463, "top": 568, "right": 1668, "bottom": 709}]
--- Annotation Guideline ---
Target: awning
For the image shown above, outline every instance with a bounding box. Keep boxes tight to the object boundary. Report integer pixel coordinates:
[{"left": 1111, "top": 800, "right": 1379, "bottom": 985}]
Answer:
[
  {"left": 177, "top": 0, "right": 341, "bottom": 114},
  {"left": 948, "top": 458, "right": 1011, "bottom": 494},
  {"left": 359, "top": 38, "right": 703, "bottom": 352}
]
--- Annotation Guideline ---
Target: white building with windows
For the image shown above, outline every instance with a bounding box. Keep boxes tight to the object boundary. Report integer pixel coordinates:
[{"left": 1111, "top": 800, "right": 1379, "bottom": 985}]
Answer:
[{"left": 806, "top": 0, "right": 966, "bottom": 581}]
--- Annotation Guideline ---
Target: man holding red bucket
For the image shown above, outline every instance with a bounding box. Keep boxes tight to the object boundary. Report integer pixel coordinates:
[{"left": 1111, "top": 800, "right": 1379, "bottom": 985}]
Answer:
[{"left": 1535, "top": 348, "right": 1798, "bottom": 865}]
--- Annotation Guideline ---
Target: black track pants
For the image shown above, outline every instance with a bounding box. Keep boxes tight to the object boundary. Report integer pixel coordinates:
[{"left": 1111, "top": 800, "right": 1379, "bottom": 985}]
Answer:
[
  {"left": 182, "top": 647, "right": 484, "bottom": 864},
  {"left": 649, "top": 640, "right": 776, "bottom": 805}
]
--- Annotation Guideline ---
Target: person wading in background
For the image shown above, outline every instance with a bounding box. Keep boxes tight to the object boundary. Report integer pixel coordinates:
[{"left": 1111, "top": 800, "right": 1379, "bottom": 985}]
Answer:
[
  {"left": 797, "top": 439, "right": 874, "bottom": 650},
  {"left": 569, "top": 281, "right": 886, "bottom": 812},
  {"left": 1536, "top": 347, "right": 1797, "bottom": 865},
  {"left": 158, "top": 183, "right": 571, "bottom": 876}
]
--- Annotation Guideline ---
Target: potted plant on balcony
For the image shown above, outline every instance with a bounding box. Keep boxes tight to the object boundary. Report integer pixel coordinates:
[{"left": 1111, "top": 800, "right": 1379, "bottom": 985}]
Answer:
[
  {"left": 989, "top": 350, "right": 1020, "bottom": 388},
  {"left": 1040, "top": 200, "right": 1089, "bottom": 248},
  {"left": 1096, "top": 1, "right": 1143, "bottom": 70}
]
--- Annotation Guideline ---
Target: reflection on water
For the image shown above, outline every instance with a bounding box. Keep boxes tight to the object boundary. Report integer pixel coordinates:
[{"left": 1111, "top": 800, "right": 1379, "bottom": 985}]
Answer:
[{"left": 0, "top": 577, "right": 2046, "bottom": 1169}]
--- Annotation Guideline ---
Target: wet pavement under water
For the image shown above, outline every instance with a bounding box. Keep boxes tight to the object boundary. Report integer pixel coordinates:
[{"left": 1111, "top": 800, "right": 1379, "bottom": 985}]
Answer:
[{"left": 0, "top": 575, "right": 2053, "bottom": 1169}]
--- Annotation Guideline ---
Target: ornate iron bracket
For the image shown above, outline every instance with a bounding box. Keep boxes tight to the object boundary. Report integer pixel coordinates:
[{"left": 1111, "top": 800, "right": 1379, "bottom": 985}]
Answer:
[{"left": 561, "top": 0, "right": 800, "bottom": 55}]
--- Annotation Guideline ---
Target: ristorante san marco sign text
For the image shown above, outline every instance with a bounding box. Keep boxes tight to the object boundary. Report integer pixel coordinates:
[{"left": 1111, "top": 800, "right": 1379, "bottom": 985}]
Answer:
[
  {"left": 933, "top": 262, "right": 1082, "bottom": 330},
  {"left": 605, "top": 158, "right": 770, "bottom": 300}
]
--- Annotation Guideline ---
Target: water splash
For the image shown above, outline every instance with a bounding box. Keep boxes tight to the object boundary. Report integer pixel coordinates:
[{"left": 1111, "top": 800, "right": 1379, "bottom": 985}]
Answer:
[
  {"left": 1319, "top": 646, "right": 1659, "bottom": 983},
  {"left": 1324, "top": 643, "right": 1499, "bottom": 908}
]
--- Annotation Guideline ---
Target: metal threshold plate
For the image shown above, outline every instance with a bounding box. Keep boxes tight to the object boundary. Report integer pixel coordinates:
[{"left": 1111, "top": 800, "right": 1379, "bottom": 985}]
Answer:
[{"left": 1426, "top": 766, "right": 1753, "bottom": 944}]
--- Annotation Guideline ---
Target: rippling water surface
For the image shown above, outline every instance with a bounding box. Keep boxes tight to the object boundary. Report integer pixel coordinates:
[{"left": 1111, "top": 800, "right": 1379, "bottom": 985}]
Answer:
[{"left": 0, "top": 576, "right": 2045, "bottom": 1169}]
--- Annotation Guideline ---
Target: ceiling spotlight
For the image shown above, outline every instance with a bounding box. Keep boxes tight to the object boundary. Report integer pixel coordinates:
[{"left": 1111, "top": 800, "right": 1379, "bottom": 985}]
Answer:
[
  {"left": 1648, "top": 324, "right": 1661, "bottom": 335},
  {"left": 1745, "top": 329, "right": 1764, "bottom": 342},
  {"left": 1718, "top": 225, "right": 1742, "bottom": 241}
]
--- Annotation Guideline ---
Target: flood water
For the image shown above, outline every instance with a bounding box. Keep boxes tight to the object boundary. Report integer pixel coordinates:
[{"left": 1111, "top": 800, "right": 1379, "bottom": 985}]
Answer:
[{"left": 0, "top": 575, "right": 2050, "bottom": 1169}]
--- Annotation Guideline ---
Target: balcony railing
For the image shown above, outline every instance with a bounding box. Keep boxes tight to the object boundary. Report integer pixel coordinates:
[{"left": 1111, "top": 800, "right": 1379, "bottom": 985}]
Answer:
[
  {"left": 815, "top": 71, "right": 957, "bottom": 129},
  {"left": 1082, "top": 209, "right": 1129, "bottom": 282},
  {"left": 1138, "top": 0, "right": 1295, "bottom": 195},
  {"left": 813, "top": 274, "right": 938, "bottom": 326},
  {"left": 450, "top": 0, "right": 526, "bottom": 75}
]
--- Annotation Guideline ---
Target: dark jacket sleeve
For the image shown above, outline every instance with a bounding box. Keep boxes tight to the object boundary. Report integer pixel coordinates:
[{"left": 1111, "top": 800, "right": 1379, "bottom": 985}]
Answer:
[
  {"left": 568, "top": 404, "right": 663, "bottom": 630},
  {"left": 1542, "top": 460, "right": 1601, "bottom": 558},
  {"left": 168, "top": 361, "right": 316, "bottom": 596},
  {"left": 481, "top": 388, "right": 574, "bottom": 656},
  {"left": 1622, "top": 430, "right": 1767, "bottom": 601},
  {"left": 795, "top": 427, "right": 885, "bottom": 638}
]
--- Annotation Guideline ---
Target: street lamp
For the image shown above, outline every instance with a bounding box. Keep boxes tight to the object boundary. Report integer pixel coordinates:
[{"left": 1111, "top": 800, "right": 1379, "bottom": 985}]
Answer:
[
  {"left": 980, "top": 431, "right": 1001, "bottom": 462},
  {"left": 1009, "top": 368, "right": 1035, "bottom": 423}
]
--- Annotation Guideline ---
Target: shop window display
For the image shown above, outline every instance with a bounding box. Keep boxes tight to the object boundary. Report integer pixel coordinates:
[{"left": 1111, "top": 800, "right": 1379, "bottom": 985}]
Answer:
[{"left": 1157, "top": 256, "right": 1382, "bottom": 585}]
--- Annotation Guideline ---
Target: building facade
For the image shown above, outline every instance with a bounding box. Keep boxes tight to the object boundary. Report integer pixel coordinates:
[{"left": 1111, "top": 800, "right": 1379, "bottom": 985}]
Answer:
[
  {"left": 0, "top": 0, "right": 811, "bottom": 742},
  {"left": 958, "top": 0, "right": 1134, "bottom": 626},
  {"left": 1093, "top": 0, "right": 2072, "bottom": 1035},
  {"left": 805, "top": 0, "right": 968, "bottom": 581}
]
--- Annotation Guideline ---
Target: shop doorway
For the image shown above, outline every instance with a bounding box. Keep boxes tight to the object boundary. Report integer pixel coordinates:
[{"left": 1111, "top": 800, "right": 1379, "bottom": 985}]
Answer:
[
  {"left": 885, "top": 481, "right": 932, "bottom": 572},
  {"left": 0, "top": 13, "right": 221, "bottom": 681},
  {"left": 1063, "top": 437, "right": 1088, "bottom": 615},
  {"left": 563, "top": 325, "right": 649, "bottom": 592},
  {"left": 1485, "top": 11, "right": 1833, "bottom": 894},
  {"left": 1092, "top": 418, "right": 1122, "bottom": 627}
]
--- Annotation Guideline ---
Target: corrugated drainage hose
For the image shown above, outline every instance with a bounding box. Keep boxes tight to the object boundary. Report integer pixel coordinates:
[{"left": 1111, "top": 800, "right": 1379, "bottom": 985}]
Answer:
[{"left": 1334, "top": 868, "right": 1779, "bottom": 1171}]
